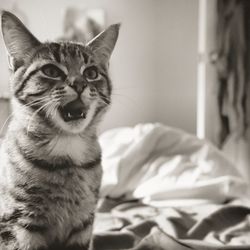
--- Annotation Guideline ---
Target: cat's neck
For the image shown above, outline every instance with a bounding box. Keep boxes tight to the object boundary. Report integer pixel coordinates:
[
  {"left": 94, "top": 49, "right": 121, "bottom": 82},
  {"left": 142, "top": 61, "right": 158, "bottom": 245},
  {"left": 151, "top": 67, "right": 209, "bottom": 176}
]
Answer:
[{"left": 6, "top": 117, "right": 100, "bottom": 166}]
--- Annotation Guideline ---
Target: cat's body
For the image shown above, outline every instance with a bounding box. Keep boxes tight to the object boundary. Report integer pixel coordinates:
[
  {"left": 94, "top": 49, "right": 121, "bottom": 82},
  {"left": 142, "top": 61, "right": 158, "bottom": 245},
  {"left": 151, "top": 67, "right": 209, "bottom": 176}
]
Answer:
[
  {"left": 0, "top": 123, "right": 102, "bottom": 250},
  {"left": 0, "top": 11, "right": 119, "bottom": 250}
]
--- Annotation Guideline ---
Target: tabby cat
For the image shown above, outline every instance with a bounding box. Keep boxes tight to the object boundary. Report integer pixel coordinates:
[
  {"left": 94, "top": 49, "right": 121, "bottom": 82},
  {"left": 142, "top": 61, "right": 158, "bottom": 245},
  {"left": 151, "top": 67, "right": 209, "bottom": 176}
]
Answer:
[{"left": 0, "top": 11, "right": 119, "bottom": 250}]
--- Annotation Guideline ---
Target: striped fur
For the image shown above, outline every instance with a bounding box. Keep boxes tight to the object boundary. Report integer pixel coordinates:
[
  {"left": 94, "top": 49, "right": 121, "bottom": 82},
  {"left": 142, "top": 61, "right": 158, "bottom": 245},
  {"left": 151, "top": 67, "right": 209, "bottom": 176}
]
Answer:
[{"left": 0, "top": 11, "right": 119, "bottom": 250}]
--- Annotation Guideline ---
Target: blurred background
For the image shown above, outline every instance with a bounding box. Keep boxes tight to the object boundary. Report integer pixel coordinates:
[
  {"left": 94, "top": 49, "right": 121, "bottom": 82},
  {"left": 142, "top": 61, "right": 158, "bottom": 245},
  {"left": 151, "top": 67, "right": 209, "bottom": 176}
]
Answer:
[{"left": 0, "top": 0, "right": 249, "bottom": 181}]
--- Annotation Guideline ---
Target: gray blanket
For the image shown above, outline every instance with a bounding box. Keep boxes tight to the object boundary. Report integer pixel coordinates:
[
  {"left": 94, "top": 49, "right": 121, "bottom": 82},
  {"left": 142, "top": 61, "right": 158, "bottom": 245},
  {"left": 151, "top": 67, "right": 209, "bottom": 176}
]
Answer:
[{"left": 93, "top": 198, "right": 250, "bottom": 250}]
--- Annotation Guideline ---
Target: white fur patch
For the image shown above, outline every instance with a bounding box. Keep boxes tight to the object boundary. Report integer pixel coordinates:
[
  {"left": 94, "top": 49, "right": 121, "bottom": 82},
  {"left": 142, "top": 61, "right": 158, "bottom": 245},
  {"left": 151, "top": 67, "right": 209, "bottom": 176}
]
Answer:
[
  {"left": 47, "top": 135, "right": 90, "bottom": 165},
  {"left": 15, "top": 226, "right": 47, "bottom": 250}
]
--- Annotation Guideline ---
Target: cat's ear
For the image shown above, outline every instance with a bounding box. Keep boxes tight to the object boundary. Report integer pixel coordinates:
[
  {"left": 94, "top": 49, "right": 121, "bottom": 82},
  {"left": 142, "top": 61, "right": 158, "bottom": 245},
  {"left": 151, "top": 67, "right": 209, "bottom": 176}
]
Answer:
[
  {"left": 1, "top": 10, "right": 41, "bottom": 70},
  {"left": 87, "top": 23, "right": 120, "bottom": 63}
]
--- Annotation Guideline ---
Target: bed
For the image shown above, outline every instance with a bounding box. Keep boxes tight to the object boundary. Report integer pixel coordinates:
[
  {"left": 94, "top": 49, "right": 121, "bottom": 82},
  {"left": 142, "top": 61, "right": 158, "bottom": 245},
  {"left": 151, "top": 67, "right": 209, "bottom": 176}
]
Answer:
[{"left": 93, "top": 123, "right": 250, "bottom": 250}]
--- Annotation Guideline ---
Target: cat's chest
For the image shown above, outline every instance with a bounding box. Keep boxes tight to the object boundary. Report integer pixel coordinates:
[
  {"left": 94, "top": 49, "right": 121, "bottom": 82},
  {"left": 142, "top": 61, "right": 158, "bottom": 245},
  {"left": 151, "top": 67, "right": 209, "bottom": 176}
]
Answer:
[
  {"left": 43, "top": 166, "right": 102, "bottom": 242},
  {"left": 46, "top": 135, "right": 93, "bottom": 165}
]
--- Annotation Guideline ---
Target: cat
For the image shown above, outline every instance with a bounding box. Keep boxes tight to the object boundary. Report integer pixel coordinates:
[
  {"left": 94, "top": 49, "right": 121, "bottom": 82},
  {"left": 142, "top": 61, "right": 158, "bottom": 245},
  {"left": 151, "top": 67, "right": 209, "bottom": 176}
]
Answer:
[{"left": 0, "top": 10, "right": 119, "bottom": 250}]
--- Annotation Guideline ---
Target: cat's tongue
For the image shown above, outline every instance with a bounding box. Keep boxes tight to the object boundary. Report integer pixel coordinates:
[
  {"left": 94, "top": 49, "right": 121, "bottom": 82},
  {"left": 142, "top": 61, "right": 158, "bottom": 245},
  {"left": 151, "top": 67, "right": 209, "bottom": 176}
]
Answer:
[{"left": 60, "top": 99, "right": 87, "bottom": 122}]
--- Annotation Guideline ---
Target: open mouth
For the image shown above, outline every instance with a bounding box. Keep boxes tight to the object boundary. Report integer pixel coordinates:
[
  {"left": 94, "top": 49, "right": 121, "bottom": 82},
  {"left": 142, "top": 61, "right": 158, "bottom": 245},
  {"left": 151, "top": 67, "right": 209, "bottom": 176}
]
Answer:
[{"left": 59, "top": 99, "right": 87, "bottom": 122}]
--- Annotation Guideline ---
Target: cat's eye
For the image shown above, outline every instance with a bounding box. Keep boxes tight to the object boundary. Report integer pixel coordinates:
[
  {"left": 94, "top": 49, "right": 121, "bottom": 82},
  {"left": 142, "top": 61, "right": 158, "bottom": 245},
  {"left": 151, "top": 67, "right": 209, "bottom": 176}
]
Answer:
[
  {"left": 41, "top": 64, "right": 64, "bottom": 79},
  {"left": 83, "top": 66, "right": 99, "bottom": 81}
]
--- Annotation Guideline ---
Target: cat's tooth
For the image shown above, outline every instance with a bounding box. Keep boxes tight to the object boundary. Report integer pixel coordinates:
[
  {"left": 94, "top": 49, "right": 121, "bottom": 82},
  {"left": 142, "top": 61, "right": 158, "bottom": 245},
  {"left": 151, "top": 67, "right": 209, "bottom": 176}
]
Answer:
[
  {"left": 80, "top": 112, "right": 84, "bottom": 117},
  {"left": 67, "top": 112, "right": 72, "bottom": 118}
]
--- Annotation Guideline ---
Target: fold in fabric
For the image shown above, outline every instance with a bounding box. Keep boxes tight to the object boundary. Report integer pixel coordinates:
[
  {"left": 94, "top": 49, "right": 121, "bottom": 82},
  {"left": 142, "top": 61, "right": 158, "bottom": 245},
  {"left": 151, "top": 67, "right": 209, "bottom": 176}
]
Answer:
[{"left": 99, "top": 123, "right": 247, "bottom": 206}]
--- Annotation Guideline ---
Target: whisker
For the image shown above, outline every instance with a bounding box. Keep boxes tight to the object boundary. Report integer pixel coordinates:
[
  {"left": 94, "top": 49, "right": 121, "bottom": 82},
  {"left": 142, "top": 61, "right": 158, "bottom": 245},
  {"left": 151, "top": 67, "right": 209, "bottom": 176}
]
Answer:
[
  {"left": 110, "top": 94, "right": 143, "bottom": 113},
  {"left": 51, "top": 95, "right": 63, "bottom": 100},
  {"left": 23, "top": 97, "right": 51, "bottom": 108},
  {"left": 0, "top": 113, "right": 14, "bottom": 136},
  {"left": 46, "top": 102, "right": 59, "bottom": 119},
  {"left": 112, "top": 86, "right": 141, "bottom": 91},
  {"left": 112, "top": 92, "right": 138, "bottom": 104},
  {"left": 26, "top": 101, "right": 54, "bottom": 133},
  {"left": 98, "top": 92, "right": 111, "bottom": 105},
  {"left": 0, "top": 99, "right": 48, "bottom": 135},
  {"left": 51, "top": 103, "right": 59, "bottom": 119},
  {"left": 101, "top": 98, "right": 110, "bottom": 105}
]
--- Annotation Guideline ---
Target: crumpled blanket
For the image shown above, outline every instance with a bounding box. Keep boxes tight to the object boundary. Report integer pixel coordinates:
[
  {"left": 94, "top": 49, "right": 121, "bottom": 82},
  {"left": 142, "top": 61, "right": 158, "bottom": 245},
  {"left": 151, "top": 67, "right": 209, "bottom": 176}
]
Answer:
[
  {"left": 96, "top": 124, "right": 250, "bottom": 249},
  {"left": 99, "top": 123, "right": 248, "bottom": 206},
  {"left": 93, "top": 198, "right": 250, "bottom": 250}
]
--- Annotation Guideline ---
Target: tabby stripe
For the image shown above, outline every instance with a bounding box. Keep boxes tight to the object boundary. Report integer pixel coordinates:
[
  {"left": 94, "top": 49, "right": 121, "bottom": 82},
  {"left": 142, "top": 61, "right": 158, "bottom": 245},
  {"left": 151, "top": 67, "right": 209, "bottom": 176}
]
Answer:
[
  {"left": 50, "top": 43, "right": 61, "bottom": 63},
  {"left": 0, "top": 231, "right": 15, "bottom": 241},
  {"left": 7, "top": 149, "right": 27, "bottom": 177},
  {"left": 11, "top": 191, "right": 44, "bottom": 204},
  {"left": 67, "top": 213, "right": 94, "bottom": 240},
  {"left": 52, "top": 50, "right": 61, "bottom": 63},
  {"left": 81, "top": 52, "right": 89, "bottom": 64},
  {"left": 100, "top": 72, "right": 112, "bottom": 95},
  {"left": 15, "top": 137, "right": 71, "bottom": 171},
  {"left": 17, "top": 138, "right": 101, "bottom": 171},
  {"left": 15, "top": 135, "right": 101, "bottom": 170},
  {"left": 26, "top": 89, "right": 48, "bottom": 97},
  {"left": 61, "top": 45, "right": 68, "bottom": 60},
  {"left": 23, "top": 157, "right": 72, "bottom": 172},
  {"left": 18, "top": 222, "right": 47, "bottom": 233},
  {"left": 24, "top": 185, "right": 52, "bottom": 195},
  {"left": 68, "top": 46, "right": 76, "bottom": 58},
  {"left": 82, "top": 156, "right": 101, "bottom": 169},
  {"left": 98, "top": 91, "right": 111, "bottom": 105},
  {"left": 65, "top": 242, "right": 90, "bottom": 250},
  {"left": 1, "top": 209, "right": 23, "bottom": 223},
  {"left": 10, "top": 184, "right": 46, "bottom": 204},
  {"left": 14, "top": 68, "right": 40, "bottom": 97},
  {"left": 53, "top": 49, "right": 61, "bottom": 63},
  {"left": 47, "top": 242, "right": 90, "bottom": 250},
  {"left": 14, "top": 139, "right": 66, "bottom": 171}
]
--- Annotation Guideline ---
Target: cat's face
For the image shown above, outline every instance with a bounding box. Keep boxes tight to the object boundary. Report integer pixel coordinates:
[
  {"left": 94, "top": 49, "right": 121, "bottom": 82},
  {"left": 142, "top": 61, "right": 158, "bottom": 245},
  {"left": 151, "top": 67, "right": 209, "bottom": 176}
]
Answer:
[{"left": 1, "top": 11, "right": 119, "bottom": 134}]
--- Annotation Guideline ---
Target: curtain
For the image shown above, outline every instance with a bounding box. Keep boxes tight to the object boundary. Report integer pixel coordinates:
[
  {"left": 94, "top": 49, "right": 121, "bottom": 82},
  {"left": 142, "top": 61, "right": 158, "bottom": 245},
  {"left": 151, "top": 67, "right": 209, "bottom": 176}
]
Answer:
[
  {"left": 216, "top": 0, "right": 247, "bottom": 146},
  {"left": 215, "top": 0, "right": 250, "bottom": 183}
]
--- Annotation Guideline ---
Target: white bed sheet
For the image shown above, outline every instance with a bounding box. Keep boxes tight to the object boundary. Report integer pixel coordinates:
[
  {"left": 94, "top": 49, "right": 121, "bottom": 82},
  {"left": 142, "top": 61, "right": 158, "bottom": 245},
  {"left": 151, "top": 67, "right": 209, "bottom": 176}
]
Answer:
[{"left": 99, "top": 123, "right": 248, "bottom": 206}]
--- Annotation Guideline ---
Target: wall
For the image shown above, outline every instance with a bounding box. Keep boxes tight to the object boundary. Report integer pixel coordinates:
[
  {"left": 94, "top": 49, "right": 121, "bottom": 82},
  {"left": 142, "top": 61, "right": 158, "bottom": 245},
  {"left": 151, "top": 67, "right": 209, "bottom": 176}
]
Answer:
[
  {"left": 0, "top": 0, "right": 199, "bottom": 134},
  {"left": 155, "top": 0, "right": 199, "bottom": 134}
]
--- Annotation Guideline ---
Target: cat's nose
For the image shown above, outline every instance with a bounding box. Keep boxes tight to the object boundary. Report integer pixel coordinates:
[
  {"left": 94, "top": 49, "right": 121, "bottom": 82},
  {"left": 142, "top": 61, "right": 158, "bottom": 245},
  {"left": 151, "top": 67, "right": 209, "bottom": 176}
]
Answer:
[{"left": 70, "top": 77, "right": 87, "bottom": 94}]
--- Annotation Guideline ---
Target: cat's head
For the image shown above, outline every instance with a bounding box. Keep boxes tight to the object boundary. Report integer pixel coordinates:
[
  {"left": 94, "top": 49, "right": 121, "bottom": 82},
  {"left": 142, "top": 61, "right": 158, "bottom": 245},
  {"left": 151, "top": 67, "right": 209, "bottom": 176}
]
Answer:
[{"left": 1, "top": 11, "right": 119, "bottom": 134}]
